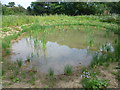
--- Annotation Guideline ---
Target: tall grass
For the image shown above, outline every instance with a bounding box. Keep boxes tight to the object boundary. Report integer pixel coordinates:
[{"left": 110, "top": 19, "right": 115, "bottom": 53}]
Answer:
[
  {"left": 64, "top": 65, "right": 73, "bottom": 75},
  {"left": 2, "top": 15, "right": 118, "bottom": 30},
  {"left": 16, "top": 59, "right": 23, "bottom": 68},
  {"left": 48, "top": 68, "right": 55, "bottom": 80}
]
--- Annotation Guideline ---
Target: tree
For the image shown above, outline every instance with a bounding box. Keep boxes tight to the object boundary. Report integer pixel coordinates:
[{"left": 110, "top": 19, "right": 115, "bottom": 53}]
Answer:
[
  {"left": 2, "top": 3, "right": 26, "bottom": 15},
  {"left": 8, "top": 2, "right": 15, "bottom": 7}
]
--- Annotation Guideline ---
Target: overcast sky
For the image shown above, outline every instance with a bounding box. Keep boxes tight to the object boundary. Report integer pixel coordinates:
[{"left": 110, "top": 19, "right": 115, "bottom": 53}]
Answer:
[{"left": 1, "top": 0, "right": 36, "bottom": 8}]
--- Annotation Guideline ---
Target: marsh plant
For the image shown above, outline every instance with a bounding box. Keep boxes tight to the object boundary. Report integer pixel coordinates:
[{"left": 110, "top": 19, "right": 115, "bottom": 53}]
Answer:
[
  {"left": 64, "top": 65, "right": 73, "bottom": 75},
  {"left": 48, "top": 68, "right": 55, "bottom": 80},
  {"left": 16, "top": 59, "right": 23, "bottom": 68},
  {"left": 100, "top": 43, "right": 114, "bottom": 52},
  {"left": 26, "top": 56, "right": 31, "bottom": 62}
]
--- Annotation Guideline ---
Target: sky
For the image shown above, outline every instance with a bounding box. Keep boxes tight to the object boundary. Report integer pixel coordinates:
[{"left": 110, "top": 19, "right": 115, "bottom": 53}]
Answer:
[{"left": 0, "top": 0, "right": 36, "bottom": 8}]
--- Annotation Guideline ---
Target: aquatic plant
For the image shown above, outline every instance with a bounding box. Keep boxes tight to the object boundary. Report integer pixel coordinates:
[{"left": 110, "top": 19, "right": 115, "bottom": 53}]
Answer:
[
  {"left": 90, "top": 51, "right": 114, "bottom": 68},
  {"left": 64, "top": 65, "right": 73, "bottom": 75}
]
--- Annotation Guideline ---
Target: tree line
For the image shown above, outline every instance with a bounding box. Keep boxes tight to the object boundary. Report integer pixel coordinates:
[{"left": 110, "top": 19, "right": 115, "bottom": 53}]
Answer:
[
  {"left": 2, "top": 2, "right": 26, "bottom": 15},
  {"left": 2, "top": 2, "right": 120, "bottom": 15}
]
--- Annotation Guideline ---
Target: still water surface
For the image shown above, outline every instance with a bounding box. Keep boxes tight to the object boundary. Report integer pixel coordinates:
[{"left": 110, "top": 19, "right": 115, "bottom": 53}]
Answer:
[{"left": 9, "top": 28, "right": 114, "bottom": 74}]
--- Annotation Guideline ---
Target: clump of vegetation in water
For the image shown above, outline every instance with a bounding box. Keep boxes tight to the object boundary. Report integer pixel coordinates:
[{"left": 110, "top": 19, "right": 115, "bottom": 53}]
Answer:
[
  {"left": 64, "top": 65, "right": 73, "bottom": 75},
  {"left": 81, "top": 69, "right": 109, "bottom": 88}
]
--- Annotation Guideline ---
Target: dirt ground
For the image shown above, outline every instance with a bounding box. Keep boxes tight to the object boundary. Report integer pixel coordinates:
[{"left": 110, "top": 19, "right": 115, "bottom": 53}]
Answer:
[{"left": 2, "top": 61, "right": 119, "bottom": 88}]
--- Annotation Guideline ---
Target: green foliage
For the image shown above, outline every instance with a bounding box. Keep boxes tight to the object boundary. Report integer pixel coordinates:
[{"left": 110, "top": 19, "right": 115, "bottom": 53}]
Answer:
[
  {"left": 27, "top": 75, "right": 36, "bottom": 85},
  {"left": 2, "top": 32, "right": 22, "bottom": 56},
  {"left": 12, "top": 77, "right": 21, "bottom": 83},
  {"left": 48, "top": 68, "right": 55, "bottom": 80},
  {"left": 8, "top": 2, "right": 15, "bottom": 7},
  {"left": 91, "top": 52, "right": 115, "bottom": 68},
  {"left": 82, "top": 78, "right": 108, "bottom": 88},
  {"left": 81, "top": 69, "right": 109, "bottom": 88},
  {"left": 16, "top": 59, "right": 23, "bottom": 68},
  {"left": 2, "top": 2, "right": 120, "bottom": 15},
  {"left": 114, "top": 37, "right": 120, "bottom": 60},
  {"left": 27, "top": 2, "right": 120, "bottom": 15},
  {"left": 100, "top": 15, "right": 120, "bottom": 24},
  {"left": 64, "top": 65, "right": 73, "bottom": 75},
  {"left": 2, "top": 2, "right": 26, "bottom": 15},
  {"left": 1, "top": 27, "right": 11, "bottom": 32}
]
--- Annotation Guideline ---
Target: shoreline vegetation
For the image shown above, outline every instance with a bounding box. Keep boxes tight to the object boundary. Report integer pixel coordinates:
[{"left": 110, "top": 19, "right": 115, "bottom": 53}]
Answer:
[{"left": 1, "top": 15, "right": 120, "bottom": 88}]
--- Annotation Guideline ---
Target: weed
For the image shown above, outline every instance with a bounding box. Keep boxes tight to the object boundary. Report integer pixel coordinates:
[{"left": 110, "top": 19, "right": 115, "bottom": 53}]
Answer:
[
  {"left": 12, "top": 77, "right": 21, "bottom": 83},
  {"left": 44, "top": 85, "right": 49, "bottom": 88},
  {"left": 48, "top": 67, "right": 55, "bottom": 80},
  {"left": 90, "top": 52, "right": 115, "bottom": 68},
  {"left": 28, "top": 76, "right": 36, "bottom": 85},
  {"left": 5, "top": 49, "right": 11, "bottom": 55},
  {"left": 16, "top": 59, "right": 23, "bottom": 68},
  {"left": 81, "top": 70, "right": 109, "bottom": 88},
  {"left": 64, "top": 65, "right": 73, "bottom": 75},
  {"left": 82, "top": 78, "right": 109, "bottom": 88}
]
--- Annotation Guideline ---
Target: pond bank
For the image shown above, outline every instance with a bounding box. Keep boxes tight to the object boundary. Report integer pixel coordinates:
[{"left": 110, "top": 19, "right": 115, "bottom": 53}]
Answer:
[{"left": 2, "top": 61, "right": 119, "bottom": 88}]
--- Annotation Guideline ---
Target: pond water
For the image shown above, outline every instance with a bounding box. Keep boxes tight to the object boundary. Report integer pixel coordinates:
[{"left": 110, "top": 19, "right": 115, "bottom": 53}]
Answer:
[{"left": 8, "top": 27, "right": 114, "bottom": 74}]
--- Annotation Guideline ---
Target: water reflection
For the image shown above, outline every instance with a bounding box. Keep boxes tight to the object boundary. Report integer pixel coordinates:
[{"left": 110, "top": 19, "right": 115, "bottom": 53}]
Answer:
[
  {"left": 10, "top": 37, "right": 93, "bottom": 74},
  {"left": 9, "top": 29, "right": 114, "bottom": 74}
]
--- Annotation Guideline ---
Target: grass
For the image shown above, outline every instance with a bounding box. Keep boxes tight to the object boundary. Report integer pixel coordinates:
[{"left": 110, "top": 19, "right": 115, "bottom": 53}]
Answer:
[
  {"left": 16, "top": 59, "right": 23, "bottom": 68},
  {"left": 1, "top": 15, "right": 118, "bottom": 56},
  {"left": 64, "top": 65, "right": 73, "bottom": 75},
  {"left": 48, "top": 68, "right": 55, "bottom": 80}
]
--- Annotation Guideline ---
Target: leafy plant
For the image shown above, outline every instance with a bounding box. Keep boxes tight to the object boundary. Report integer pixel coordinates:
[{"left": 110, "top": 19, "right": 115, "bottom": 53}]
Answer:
[
  {"left": 81, "top": 69, "right": 109, "bottom": 88},
  {"left": 12, "top": 77, "right": 21, "bottom": 83},
  {"left": 82, "top": 78, "right": 109, "bottom": 88}
]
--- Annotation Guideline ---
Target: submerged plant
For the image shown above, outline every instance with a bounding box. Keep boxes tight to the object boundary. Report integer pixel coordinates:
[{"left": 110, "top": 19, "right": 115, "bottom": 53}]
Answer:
[{"left": 64, "top": 65, "right": 73, "bottom": 75}]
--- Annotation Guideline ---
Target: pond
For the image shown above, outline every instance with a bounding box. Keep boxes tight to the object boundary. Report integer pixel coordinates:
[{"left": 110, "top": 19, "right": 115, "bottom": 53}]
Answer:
[{"left": 6, "top": 26, "right": 115, "bottom": 74}]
